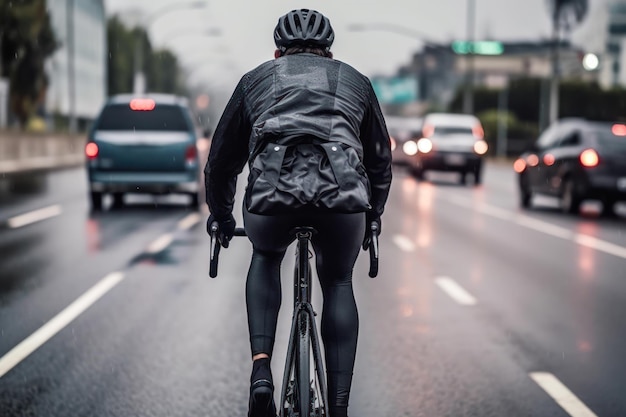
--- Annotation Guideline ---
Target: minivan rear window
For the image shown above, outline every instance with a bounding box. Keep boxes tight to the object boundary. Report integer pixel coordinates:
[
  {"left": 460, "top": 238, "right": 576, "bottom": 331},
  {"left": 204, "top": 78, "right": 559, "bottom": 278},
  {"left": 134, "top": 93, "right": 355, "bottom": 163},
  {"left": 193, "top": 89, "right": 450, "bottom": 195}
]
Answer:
[{"left": 95, "top": 104, "right": 190, "bottom": 131}]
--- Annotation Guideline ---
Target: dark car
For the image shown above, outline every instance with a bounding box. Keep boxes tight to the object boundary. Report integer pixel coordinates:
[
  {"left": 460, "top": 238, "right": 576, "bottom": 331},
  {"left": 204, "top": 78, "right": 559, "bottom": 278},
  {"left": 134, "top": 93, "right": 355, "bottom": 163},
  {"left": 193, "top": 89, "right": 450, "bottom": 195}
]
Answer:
[
  {"left": 514, "top": 118, "right": 626, "bottom": 216},
  {"left": 86, "top": 94, "right": 200, "bottom": 211},
  {"left": 384, "top": 115, "right": 423, "bottom": 166},
  {"left": 408, "top": 113, "right": 488, "bottom": 185}
]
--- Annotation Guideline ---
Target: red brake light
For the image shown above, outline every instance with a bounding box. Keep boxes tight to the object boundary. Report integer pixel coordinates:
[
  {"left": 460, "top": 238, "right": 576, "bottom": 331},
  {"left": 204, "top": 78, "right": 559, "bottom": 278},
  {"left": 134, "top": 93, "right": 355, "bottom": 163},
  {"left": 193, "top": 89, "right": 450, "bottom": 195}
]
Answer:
[
  {"left": 130, "top": 99, "right": 156, "bottom": 111},
  {"left": 526, "top": 154, "right": 539, "bottom": 167},
  {"left": 580, "top": 149, "right": 599, "bottom": 167},
  {"left": 612, "top": 124, "right": 626, "bottom": 136},
  {"left": 543, "top": 154, "right": 555, "bottom": 166},
  {"left": 513, "top": 158, "right": 526, "bottom": 173},
  {"left": 185, "top": 144, "right": 197, "bottom": 162},
  {"left": 85, "top": 142, "right": 98, "bottom": 159}
]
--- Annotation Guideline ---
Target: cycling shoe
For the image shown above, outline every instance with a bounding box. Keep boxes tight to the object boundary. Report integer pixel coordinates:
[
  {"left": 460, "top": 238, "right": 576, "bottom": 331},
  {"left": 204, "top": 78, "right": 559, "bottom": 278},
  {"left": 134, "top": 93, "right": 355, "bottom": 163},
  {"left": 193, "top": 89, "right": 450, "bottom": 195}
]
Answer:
[{"left": 248, "top": 379, "right": 277, "bottom": 417}]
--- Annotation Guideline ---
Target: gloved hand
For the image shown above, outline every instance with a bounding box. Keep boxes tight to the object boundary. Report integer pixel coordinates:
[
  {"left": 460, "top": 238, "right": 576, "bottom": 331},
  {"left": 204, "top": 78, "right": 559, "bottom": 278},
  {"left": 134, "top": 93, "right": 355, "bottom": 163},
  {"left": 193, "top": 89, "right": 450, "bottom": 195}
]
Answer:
[
  {"left": 362, "top": 214, "right": 381, "bottom": 251},
  {"left": 207, "top": 213, "right": 236, "bottom": 248}
]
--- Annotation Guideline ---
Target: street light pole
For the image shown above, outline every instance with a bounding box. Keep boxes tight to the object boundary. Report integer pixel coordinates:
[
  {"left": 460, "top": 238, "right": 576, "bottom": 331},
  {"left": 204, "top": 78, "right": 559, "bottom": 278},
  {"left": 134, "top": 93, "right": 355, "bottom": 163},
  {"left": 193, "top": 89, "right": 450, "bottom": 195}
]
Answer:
[{"left": 462, "top": 0, "right": 476, "bottom": 115}]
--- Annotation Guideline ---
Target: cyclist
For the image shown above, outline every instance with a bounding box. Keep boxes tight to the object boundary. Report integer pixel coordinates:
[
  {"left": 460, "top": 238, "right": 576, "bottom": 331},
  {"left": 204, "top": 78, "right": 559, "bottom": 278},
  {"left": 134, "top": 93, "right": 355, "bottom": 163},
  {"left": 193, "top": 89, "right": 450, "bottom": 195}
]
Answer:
[{"left": 204, "top": 9, "right": 392, "bottom": 417}]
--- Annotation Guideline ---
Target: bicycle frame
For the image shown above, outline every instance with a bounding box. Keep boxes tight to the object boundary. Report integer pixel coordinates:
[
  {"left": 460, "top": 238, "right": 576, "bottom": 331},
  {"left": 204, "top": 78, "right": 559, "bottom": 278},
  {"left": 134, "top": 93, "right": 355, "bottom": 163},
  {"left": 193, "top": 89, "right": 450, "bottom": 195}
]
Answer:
[{"left": 280, "top": 227, "right": 328, "bottom": 417}]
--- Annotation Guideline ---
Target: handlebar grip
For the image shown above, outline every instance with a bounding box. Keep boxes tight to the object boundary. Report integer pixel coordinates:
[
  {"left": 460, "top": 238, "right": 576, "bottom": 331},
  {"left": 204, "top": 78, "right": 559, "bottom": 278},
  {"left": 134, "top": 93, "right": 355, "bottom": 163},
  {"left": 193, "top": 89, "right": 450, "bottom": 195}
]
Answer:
[
  {"left": 368, "top": 222, "right": 379, "bottom": 278},
  {"left": 209, "top": 222, "right": 220, "bottom": 278},
  {"left": 209, "top": 225, "right": 247, "bottom": 278}
]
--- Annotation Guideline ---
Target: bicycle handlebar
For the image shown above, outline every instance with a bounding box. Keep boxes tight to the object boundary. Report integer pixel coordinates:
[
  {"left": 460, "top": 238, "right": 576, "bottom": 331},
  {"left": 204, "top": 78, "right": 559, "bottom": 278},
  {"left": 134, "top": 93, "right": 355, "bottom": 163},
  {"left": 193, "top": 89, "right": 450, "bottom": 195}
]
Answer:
[
  {"left": 368, "top": 221, "right": 379, "bottom": 278},
  {"left": 209, "top": 221, "right": 379, "bottom": 278}
]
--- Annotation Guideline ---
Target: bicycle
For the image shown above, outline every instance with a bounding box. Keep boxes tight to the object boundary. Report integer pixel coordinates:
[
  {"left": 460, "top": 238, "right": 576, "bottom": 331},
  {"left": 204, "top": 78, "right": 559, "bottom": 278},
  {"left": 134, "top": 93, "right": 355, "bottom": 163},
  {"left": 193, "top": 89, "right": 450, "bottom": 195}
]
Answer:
[{"left": 209, "top": 220, "right": 379, "bottom": 417}]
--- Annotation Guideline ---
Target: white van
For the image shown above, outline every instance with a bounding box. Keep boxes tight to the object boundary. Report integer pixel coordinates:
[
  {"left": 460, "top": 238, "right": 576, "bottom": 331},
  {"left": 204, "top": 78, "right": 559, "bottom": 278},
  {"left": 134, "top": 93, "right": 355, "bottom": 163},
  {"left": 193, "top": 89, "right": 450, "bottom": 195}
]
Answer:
[{"left": 408, "top": 113, "right": 488, "bottom": 185}]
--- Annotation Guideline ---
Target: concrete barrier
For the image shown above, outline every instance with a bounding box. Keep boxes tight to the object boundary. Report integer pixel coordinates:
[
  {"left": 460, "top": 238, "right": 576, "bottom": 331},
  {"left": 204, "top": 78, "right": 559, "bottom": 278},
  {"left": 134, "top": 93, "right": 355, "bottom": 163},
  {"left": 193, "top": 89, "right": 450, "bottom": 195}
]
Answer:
[{"left": 0, "top": 131, "right": 86, "bottom": 175}]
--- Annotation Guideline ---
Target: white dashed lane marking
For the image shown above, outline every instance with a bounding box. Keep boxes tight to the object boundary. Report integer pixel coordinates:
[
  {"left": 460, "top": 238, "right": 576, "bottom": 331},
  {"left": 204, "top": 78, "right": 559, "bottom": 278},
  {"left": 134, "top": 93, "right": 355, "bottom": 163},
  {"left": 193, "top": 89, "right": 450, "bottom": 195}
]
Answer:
[
  {"left": 392, "top": 234, "right": 416, "bottom": 252},
  {"left": 435, "top": 277, "right": 478, "bottom": 306},
  {"left": 177, "top": 212, "right": 201, "bottom": 231},
  {"left": 7, "top": 205, "right": 62, "bottom": 229},
  {"left": 0, "top": 272, "right": 126, "bottom": 378},
  {"left": 146, "top": 233, "right": 174, "bottom": 254},
  {"left": 530, "top": 372, "right": 598, "bottom": 417}
]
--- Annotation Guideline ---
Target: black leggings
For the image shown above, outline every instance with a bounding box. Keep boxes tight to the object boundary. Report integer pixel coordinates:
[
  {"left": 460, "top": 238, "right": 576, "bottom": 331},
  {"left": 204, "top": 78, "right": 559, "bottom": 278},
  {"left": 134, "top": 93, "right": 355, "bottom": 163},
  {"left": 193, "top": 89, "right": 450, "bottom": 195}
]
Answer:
[{"left": 243, "top": 207, "right": 365, "bottom": 408}]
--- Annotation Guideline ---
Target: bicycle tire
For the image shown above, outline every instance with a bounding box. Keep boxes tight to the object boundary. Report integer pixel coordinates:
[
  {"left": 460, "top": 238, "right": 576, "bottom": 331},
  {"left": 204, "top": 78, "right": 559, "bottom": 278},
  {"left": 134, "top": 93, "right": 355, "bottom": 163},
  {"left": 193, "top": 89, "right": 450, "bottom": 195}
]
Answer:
[{"left": 297, "top": 305, "right": 311, "bottom": 416}]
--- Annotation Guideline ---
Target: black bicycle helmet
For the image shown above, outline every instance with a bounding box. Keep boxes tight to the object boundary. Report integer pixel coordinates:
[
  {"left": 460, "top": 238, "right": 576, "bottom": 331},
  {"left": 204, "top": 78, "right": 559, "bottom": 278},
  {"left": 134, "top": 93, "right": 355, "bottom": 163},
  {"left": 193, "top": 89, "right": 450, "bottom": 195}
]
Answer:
[{"left": 274, "top": 9, "right": 334, "bottom": 52}]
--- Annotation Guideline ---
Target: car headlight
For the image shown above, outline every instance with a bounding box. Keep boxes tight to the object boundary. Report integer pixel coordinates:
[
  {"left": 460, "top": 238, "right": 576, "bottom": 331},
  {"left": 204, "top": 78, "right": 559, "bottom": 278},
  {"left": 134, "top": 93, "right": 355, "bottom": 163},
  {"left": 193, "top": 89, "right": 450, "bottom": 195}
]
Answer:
[
  {"left": 417, "top": 138, "right": 433, "bottom": 154},
  {"left": 403, "top": 140, "right": 418, "bottom": 156},
  {"left": 474, "top": 140, "right": 488, "bottom": 155},
  {"left": 390, "top": 136, "right": 397, "bottom": 152}
]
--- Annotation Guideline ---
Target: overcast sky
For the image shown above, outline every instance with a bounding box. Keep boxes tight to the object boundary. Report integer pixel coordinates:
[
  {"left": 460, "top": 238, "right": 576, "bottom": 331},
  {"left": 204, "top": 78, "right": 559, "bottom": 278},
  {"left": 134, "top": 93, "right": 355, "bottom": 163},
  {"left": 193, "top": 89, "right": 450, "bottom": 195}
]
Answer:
[{"left": 104, "top": 0, "right": 609, "bottom": 95}]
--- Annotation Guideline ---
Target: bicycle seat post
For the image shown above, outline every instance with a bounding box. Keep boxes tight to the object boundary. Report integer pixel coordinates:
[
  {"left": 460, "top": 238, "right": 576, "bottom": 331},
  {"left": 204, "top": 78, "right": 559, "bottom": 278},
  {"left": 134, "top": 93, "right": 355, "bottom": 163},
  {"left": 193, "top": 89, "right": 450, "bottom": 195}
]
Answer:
[{"left": 292, "top": 227, "right": 316, "bottom": 306}]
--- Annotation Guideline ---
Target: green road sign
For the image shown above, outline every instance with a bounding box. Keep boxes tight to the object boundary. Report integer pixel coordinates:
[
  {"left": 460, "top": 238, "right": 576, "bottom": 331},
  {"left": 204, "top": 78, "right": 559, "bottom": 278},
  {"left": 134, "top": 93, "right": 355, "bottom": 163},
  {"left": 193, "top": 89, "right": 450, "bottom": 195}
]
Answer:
[
  {"left": 451, "top": 41, "right": 504, "bottom": 55},
  {"left": 371, "top": 77, "right": 418, "bottom": 104}
]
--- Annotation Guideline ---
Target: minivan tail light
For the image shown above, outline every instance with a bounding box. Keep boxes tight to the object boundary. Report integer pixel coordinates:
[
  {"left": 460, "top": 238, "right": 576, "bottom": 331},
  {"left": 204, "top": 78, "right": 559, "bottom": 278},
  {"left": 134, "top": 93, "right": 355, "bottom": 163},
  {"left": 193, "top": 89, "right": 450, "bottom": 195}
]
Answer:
[
  {"left": 85, "top": 142, "right": 99, "bottom": 159},
  {"left": 185, "top": 144, "right": 197, "bottom": 162},
  {"left": 580, "top": 149, "right": 599, "bottom": 167}
]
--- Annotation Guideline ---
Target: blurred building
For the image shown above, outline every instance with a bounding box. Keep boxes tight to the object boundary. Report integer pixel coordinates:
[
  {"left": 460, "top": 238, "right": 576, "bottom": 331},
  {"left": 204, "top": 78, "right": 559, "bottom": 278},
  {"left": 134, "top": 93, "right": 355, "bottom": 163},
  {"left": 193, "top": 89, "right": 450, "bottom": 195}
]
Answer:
[
  {"left": 604, "top": 0, "right": 626, "bottom": 86},
  {"left": 397, "top": 40, "right": 592, "bottom": 112},
  {"left": 45, "top": 0, "right": 107, "bottom": 131}
]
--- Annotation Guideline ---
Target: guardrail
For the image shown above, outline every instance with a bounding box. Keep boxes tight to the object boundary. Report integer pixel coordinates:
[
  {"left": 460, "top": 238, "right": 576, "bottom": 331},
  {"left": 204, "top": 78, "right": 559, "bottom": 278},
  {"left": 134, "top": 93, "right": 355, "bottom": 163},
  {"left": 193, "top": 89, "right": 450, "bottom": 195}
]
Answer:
[{"left": 0, "top": 131, "right": 86, "bottom": 175}]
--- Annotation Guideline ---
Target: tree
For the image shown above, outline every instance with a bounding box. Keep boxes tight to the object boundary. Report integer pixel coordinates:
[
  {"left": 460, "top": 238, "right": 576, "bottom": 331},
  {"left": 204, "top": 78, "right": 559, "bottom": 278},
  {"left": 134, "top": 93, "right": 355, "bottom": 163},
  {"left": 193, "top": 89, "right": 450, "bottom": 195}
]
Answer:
[
  {"left": 107, "top": 16, "right": 184, "bottom": 96},
  {"left": 106, "top": 16, "right": 135, "bottom": 95},
  {"left": 0, "top": 0, "right": 58, "bottom": 127}
]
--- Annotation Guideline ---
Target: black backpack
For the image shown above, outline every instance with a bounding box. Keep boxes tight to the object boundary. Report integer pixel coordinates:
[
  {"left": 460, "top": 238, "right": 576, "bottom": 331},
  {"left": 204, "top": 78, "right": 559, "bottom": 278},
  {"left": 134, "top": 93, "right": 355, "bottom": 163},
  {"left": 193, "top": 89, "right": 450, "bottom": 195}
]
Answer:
[{"left": 245, "top": 139, "right": 372, "bottom": 215}]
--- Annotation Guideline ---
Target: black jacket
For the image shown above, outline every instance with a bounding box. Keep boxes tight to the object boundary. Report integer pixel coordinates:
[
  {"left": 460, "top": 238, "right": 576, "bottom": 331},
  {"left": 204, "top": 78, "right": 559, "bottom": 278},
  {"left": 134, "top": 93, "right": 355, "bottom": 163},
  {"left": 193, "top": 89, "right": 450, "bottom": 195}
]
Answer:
[{"left": 204, "top": 53, "right": 392, "bottom": 220}]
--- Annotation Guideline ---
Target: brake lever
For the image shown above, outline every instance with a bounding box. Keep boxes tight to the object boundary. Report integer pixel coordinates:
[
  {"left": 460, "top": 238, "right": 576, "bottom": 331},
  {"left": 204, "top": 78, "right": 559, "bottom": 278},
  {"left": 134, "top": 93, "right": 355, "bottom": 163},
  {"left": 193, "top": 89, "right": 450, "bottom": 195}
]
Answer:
[
  {"left": 368, "top": 221, "right": 379, "bottom": 278},
  {"left": 209, "top": 221, "right": 221, "bottom": 278}
]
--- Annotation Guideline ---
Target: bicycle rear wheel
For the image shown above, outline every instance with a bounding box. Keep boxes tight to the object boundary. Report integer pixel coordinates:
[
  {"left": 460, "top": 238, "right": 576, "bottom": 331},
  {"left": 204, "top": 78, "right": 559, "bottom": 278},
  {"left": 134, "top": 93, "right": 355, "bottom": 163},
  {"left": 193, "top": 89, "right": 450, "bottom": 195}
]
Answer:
[{"left": 296, "top": 310, "right": 311, "bottom": 416}]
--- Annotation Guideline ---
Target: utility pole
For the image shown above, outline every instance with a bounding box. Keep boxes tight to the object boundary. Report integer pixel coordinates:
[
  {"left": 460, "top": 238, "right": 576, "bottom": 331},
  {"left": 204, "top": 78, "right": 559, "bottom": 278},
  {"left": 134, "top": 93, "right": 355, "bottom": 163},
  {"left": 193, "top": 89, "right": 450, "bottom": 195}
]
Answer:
[
  {"left": 462, "top": 0, "right": 476, "bottom": 114},
  {"left": 548, "top": 10, "right": 560, "bottom": 125},
  {"left": 67, "top": 0, "right": 77, "bottom": 134}
]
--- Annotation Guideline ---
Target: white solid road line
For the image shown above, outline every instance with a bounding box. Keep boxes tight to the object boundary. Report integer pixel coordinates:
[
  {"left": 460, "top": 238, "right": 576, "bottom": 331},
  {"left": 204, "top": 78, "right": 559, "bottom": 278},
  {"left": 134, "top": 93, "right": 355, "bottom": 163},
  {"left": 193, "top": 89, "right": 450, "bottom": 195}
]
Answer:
[
  {"left": 530, "top": 372, "right": 598, "bottom": 417},
  {"left": 575, "top": 234, "right": 626, "bottom": 259},
  {"left": 393, "top": 235, "right": 416, "bottom": 252},
  {"left": 177, "top": 213, "right": 201, "bottom": 231},
  {"left": 443, "top": 197, "right": 626, "bottom": 260},
  {"left": 514, "top": 216, "right": 574, "bottom": 240},
  {"left": 146, "top": 233, "right": 174, "bottom": 254},
  {"left": 435, "top": 277, "right": 478, "bottom": 306},
  {"left": 0, "top": 272, "right": 125, "bottom": 379},
  {"left": 7, "top": 205, "right": 62, "bottom": 229}
]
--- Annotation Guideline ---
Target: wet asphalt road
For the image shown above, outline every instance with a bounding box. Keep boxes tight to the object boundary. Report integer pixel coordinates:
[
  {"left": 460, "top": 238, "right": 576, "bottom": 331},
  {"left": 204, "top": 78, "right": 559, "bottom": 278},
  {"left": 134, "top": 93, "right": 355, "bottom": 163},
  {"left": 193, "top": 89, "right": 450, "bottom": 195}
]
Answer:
[{"left": 1, "top": 162, "right": 625, "bottom": 417}]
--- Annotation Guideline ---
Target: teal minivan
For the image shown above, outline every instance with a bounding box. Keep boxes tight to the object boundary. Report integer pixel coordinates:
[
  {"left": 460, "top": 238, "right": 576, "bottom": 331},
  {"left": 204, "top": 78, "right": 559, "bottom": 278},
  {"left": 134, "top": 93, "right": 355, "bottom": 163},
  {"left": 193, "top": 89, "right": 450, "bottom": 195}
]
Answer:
[{"left": 86, "top": 94, "right": 200, "bottom": 211}]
